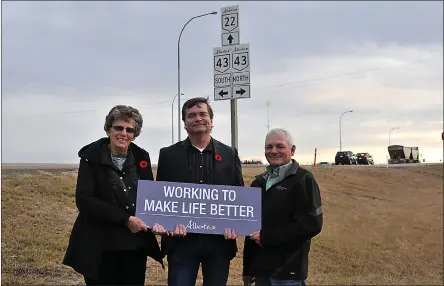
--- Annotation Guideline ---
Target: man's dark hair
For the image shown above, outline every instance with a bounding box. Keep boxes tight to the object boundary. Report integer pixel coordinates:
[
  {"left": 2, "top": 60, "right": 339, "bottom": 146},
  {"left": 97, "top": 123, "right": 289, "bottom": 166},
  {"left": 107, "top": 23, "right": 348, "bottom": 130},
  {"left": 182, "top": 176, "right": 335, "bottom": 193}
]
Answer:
[{"left": 181, "top": 97, "right": 214, "bottom": 121}]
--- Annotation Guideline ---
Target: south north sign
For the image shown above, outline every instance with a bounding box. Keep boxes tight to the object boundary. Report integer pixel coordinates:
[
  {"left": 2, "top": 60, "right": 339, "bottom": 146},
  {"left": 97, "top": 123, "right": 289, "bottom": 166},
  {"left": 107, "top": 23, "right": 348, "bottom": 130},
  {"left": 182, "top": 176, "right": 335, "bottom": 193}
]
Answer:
[
  {"left": 213, "top": 43, "right": 250, "bottom": 101},
  {"left": 214, "top": 72, "right": 250, "bottom": 88},
  {"left": 232, "top": 71, "right": 250, "bottom": 86}
]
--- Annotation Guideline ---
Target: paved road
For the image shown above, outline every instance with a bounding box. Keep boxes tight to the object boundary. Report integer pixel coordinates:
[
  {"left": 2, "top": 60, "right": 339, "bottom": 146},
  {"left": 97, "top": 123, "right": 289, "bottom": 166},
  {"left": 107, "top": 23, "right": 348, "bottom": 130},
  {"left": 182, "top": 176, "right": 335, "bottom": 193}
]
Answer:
[
  {"left": 316, "top": 163, "right": 442, "bottom": 168},
  {"left": 2, "top": 162, "right": 441, "bottom": 170},
  {"left": 1, "top": 163, "right": 269, "bottom": 169}
]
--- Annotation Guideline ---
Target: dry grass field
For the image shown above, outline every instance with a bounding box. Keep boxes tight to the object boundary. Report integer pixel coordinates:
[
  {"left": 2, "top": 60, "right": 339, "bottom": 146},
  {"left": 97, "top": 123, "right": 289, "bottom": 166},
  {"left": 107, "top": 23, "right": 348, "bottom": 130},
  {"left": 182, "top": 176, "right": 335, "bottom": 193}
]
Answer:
[{"left": 1, "top": 165, "right": 443, "bottom": 285}]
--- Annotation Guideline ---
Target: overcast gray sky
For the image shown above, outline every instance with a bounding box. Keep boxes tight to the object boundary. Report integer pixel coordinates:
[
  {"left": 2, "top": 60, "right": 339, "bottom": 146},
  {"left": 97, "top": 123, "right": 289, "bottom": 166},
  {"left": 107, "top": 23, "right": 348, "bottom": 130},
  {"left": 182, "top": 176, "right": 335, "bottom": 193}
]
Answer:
[{"left": 2, "top": 1, "right": 443, "bottom": 164}]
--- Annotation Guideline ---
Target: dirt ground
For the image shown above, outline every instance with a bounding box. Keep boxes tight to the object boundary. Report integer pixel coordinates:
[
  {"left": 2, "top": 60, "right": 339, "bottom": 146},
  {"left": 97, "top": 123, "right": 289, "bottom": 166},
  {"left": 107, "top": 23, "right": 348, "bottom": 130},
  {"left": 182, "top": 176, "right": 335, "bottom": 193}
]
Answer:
[{"left": 1, "top": 165, "right": 443, "bottom": 285}]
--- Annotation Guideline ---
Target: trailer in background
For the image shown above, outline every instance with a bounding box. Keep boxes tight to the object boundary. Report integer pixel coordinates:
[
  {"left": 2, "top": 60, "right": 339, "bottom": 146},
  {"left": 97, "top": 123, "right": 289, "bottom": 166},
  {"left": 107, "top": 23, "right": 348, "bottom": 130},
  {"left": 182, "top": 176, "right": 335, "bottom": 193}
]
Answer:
[{"left": 388, "top": 145, "right": 421, "bottom": 164}]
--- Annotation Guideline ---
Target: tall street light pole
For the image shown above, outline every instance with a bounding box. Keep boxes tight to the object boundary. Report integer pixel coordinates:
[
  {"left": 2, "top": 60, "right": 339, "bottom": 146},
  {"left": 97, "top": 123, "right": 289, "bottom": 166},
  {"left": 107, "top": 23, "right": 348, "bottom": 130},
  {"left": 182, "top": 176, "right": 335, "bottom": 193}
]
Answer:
[
  {"left": 172, "top": 93, "right": 184, "bottom": 144},
  {"left": 339, "top": 110, "right": 353, "bottom": 151},
  {"left": 177, "top": 11, "right": 217, "bottom": 142},
  {"left": 389, "top": 127, "right": 399, "bottom": 146}
]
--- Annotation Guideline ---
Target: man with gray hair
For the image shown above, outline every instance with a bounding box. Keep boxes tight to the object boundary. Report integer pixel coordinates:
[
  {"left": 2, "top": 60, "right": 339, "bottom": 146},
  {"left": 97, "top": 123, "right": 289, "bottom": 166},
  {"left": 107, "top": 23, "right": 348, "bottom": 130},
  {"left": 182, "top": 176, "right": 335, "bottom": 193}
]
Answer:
[{"left": 243, "top": 128, "right": 323, "bottom": 286}]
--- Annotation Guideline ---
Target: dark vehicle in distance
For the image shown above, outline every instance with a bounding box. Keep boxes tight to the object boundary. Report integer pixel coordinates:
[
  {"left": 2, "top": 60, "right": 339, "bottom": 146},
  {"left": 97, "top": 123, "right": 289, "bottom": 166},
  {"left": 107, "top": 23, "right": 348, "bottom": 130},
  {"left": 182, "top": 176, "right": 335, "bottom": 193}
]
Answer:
[
  {"left": 356, "top": 152, "right": 374, "bottom": 165},
  {"left": 335, "top": 151, "right": 357, "bottom": 165},
  {"left": 388, "top": 145, "right": 420, "bottom": 164}
]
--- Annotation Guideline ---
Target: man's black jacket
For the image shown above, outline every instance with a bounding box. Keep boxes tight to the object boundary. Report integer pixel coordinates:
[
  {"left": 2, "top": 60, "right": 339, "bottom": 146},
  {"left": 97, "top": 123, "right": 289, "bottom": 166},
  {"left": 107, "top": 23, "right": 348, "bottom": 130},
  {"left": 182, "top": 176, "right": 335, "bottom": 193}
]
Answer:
[
  {"left": 156, "top": 137, "right": 244, "bottom": 259},
  {"left": 243, "top": 160, "right": 323, "bottom": 280}
]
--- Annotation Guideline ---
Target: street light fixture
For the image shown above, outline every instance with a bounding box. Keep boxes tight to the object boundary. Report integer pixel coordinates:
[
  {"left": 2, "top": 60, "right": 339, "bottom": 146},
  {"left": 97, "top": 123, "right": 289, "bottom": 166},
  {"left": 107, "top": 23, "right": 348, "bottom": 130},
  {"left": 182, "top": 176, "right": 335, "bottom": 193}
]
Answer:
[
  {"left": 389, "top": 127, "right": 399, "bottom": 146},
  {"left": 177, "top": 11, "right": 217, "bottom": 142},
  {"left": 172, "top": 93, "right": 184, "bottom": 144},
  {"left": 339, "top": 110, "right": 353, "bottom": 151}
]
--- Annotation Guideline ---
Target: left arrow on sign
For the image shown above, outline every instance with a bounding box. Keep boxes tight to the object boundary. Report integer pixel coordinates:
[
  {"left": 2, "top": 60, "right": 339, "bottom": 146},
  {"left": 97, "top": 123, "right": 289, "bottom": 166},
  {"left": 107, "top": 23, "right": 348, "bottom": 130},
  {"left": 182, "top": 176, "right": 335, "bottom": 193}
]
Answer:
[
  {"left": 219, "top": 90, "right": 229, "bottom": 97},
  {"left": 214, "top": 84, "right": 232, "bottom": 101}
]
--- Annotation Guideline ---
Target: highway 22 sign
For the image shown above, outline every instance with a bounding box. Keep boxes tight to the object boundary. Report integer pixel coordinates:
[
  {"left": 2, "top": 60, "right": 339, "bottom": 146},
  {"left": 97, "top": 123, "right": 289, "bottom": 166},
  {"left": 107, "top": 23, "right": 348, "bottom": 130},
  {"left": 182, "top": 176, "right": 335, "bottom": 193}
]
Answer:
[
  {"left": 213, "top": 44, "right": 250, "bottom": 101},
  {"left": 221, "top": 5, "right": 240, "bottom": 46}
]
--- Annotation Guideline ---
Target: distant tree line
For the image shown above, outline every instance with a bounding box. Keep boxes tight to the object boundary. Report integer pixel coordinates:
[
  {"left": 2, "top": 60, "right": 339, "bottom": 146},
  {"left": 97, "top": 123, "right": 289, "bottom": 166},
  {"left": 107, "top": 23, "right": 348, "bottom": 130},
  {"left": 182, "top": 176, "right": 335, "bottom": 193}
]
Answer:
[{"left": 242, "top": 159, "right": 264, "bottom": 165}]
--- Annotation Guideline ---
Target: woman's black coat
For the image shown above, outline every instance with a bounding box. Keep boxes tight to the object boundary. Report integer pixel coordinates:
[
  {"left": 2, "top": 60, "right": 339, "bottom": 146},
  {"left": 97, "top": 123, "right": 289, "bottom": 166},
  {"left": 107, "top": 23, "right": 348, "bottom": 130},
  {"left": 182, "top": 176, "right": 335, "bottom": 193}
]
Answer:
[{"left": 63, "top": 137, "right": 163, "bottom": 279}]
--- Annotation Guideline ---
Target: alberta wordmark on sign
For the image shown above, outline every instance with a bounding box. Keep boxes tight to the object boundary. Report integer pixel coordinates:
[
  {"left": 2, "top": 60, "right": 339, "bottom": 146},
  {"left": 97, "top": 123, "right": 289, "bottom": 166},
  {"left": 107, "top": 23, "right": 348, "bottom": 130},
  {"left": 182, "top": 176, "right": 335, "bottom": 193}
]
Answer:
[{"left": 136, "top": 180, "right": 261, "bottom": 236}]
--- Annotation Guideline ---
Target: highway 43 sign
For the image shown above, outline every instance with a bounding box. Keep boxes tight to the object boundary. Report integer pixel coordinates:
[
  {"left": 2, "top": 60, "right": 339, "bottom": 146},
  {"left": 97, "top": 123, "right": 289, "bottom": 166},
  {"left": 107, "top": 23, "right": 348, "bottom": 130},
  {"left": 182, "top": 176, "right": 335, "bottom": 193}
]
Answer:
[{"left": 213, "top": 44, "right": 250, "bottom": 101}]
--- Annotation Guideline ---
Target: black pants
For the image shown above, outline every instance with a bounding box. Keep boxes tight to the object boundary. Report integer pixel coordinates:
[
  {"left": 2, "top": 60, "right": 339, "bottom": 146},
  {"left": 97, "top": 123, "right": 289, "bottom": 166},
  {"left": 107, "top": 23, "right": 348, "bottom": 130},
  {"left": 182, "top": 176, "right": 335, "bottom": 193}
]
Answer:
[
  {"left": 84, "top": 249, "right": 148, "bottom": 286},
  {"left": 167, "top": 235, "right": 231, "bottom": 286}
]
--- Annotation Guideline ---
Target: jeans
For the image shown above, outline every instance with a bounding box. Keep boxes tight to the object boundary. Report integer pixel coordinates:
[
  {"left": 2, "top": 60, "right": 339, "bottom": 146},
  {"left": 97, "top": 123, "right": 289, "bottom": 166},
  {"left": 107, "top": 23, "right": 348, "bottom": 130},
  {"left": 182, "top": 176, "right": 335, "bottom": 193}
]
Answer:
[
  {"left": 167, "top": 234, "right": 231, "bottom": 286},
  {"left": 255, "top": 276, "right": 307, "bottom": 286}
]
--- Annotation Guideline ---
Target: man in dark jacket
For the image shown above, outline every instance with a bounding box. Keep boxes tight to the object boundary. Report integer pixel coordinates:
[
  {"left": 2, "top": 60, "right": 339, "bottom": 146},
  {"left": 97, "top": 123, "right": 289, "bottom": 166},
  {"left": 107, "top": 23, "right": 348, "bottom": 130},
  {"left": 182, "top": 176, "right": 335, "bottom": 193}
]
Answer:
[
  {"left": 63, "top": 105, "right": 163, "bottom": 285},
  {"left": 243, "top": 128, "right": 323, "bottom": 286},
  {"left": 155, "top": 97, "right": 244, "bottom": 286}
]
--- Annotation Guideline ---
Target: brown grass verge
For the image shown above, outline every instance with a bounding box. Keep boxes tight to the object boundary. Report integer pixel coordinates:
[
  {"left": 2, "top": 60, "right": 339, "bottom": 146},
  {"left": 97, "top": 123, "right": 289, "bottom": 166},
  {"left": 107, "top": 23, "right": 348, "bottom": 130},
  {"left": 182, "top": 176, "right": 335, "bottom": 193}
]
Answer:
[{"left": 1, "top": 165, "right": 443, "bottom": 285}]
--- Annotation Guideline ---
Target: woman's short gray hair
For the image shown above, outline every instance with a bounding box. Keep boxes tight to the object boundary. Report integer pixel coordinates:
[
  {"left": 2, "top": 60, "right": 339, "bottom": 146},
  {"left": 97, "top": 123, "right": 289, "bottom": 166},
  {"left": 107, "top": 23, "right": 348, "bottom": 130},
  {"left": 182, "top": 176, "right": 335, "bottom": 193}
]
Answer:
[
  {"left": 104, "top": 105, "right": 143, "bottom": 138},
  {"left": 265, "top": 128, "right": 295, "bottom": 147}
]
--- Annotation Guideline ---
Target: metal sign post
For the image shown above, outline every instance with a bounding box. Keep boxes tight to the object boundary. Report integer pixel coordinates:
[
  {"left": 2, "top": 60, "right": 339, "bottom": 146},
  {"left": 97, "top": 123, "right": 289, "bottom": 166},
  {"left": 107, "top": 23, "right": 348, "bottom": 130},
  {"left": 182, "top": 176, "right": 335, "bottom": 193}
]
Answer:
[{"left": 213, "top": 5, "right": 251, "bottom": 149}]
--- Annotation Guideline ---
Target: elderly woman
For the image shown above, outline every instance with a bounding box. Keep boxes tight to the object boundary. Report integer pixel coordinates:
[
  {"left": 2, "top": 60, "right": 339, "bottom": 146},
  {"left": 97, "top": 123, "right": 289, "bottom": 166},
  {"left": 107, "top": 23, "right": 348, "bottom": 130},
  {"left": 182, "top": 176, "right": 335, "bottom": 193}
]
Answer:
[{"left": 63, "top": 105, "right": 163, "bottom": 285}]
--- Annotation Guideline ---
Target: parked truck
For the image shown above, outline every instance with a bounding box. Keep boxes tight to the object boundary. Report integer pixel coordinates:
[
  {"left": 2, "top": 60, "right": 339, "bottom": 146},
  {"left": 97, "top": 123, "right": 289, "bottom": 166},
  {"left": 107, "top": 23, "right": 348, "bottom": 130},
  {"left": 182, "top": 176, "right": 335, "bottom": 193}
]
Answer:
[{"left": 388, "top": 145, "right": 420, "bottom": 164}]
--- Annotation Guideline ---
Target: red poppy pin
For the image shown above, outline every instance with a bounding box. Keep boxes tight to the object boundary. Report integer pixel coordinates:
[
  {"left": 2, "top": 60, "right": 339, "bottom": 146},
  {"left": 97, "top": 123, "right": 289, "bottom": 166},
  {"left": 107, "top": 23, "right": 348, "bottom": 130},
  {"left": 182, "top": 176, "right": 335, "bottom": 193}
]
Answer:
[
  {"left": 215, "top": 154, "right": 222, "bottom": 161},
  {"left": 139, "top": 160, "right": 148, "bottom": 168}
]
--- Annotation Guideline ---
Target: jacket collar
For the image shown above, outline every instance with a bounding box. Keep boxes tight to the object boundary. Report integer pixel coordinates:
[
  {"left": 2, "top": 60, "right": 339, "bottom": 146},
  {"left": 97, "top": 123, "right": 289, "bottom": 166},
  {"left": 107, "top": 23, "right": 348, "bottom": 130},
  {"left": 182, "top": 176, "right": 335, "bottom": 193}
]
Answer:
[
  {"left": 266, "top": 161, "right": 293, "bottom": 176},
  {"left": 78, "top": 137, "right": 142, "bottom": 167},
  {"left": 100, "top": 143, "right": 136, "bottom": 169},
  {"left": 181, "top": 136, "right": 218, "bottom": 154},
  {"left": 256, "top": 159, "right": 300, "bottom": 182},
  {"left": 182, "top": 136, "right": 214, "bottom": 152}
]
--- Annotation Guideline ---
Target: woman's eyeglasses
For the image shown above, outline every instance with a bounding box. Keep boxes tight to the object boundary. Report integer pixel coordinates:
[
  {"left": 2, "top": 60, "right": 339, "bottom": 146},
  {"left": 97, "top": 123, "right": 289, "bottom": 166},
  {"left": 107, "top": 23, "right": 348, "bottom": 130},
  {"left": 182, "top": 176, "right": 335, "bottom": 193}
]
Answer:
[{"left": 112, "top": 126, "right": 136, "bottom": 134}]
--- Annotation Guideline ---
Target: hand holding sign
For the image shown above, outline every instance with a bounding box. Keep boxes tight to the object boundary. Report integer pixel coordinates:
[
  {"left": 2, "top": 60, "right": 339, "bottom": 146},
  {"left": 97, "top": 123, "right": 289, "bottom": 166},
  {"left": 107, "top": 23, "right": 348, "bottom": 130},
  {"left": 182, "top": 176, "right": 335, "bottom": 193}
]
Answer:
[
  {"left": 152, "top": 223, "right": 187, "bottom": 237},
  {"left": 127, "top": 216, "right": 149, "bottom": 233},
  {"left": 224, "top": 228, "right": 238, "bottom": 240},
  {"left": 152, "top": 223, "right": 166, "bottom": 235},
  {"left": 250, "top": 230, "right": 262, "bottom": 246},
  {"left": 169, "top": 224, "right": 187, "bottom": 237}
]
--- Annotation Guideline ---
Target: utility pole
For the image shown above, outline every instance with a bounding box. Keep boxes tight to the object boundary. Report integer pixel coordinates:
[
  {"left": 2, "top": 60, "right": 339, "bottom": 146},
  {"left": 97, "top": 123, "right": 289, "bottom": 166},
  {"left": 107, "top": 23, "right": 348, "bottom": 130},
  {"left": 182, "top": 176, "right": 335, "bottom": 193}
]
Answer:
[
  {"left": 339, "top": 110, "right": 353, "bottom": 151},
  {"left": 266, "top": 100, "right": 270, "bottom": 132},
  {"left": 171, "top": 93, "right": 184, "bottom": 144},
  {"left": 389, "top": 127, "right": 399, "bottom": 146},
  {"left": 177, "top": 11, "right": 217, "bottom": 142},
  {"left": 231, "top": 100, "right": 238, "bottom": 149}
]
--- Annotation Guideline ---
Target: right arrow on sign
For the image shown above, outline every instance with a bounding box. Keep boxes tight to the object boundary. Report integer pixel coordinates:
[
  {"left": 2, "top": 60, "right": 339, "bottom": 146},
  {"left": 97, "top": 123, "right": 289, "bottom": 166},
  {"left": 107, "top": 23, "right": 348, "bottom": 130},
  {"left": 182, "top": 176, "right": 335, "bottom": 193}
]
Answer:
[
  {"left": 235, "top": 88, "right": 246, "bottom": 95},
  {"left": 232, "top": 85, "right": 250, "bottom": 99},
  {"left": 219, "top": 90, "right": 229, "bottom": 97}
]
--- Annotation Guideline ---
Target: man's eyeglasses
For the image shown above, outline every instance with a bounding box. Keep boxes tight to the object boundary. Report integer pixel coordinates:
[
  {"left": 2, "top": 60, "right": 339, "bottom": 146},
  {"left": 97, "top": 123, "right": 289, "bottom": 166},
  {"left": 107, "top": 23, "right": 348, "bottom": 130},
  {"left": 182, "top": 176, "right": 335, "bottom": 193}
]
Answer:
[{"left": 112, "top": 126, "right": 136, "bottom": 134}]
